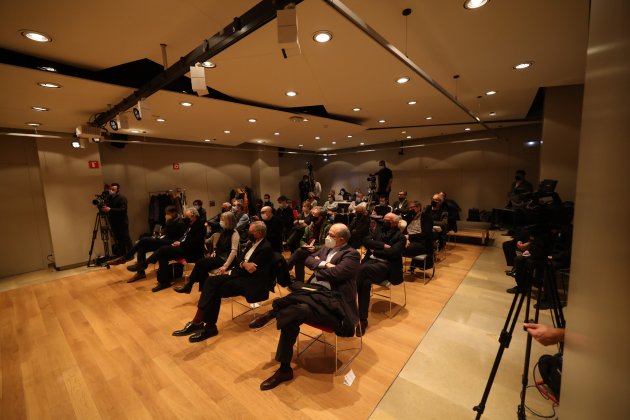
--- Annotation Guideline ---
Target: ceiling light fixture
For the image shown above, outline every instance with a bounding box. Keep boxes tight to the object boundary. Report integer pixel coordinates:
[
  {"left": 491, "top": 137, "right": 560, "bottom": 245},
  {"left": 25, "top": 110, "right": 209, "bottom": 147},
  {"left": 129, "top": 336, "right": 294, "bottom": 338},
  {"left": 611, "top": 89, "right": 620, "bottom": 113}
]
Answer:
[
  {"left": 248, "top": 118, "right": 257, "bottom": 123},
  {"left": 298, "top": 144, "right": 303, "bottom": 147},
  {"left": 352, "top": 107, "right": 361, "bottom": 112},
  {"left": 315, "top": 136, "right": 320, "bottom": 140},
  {"left": 204, "top": 139, "right": 211, "bottom": 142},
  {"left": 347, "top": 135, "right": 352, "bottom": 138},
  {"left": 513, "top": 61, "right": 534, "bottom": 70},
  {"left": 408, "top": 100, "right": 417, "bottom": 105},
  {"left": 20, "top": 30, "right": 52, "bottom": 43},
  {"left": 286, "top": 91, "right": 297, "bottom": 97},
  {"left": 406, "top": 136, "right": 412, "bottom": 139},
  {"left": 465, "top": 127, "right": 471, "bottom": 131},
  {"left": 274, "top": 132, "right": 280, "bottom": 136},
  {"left": 130, "top": 129, "right": 141, "bottom": 133},
  {"left": 378, "top": 119, "right": 386, "bottom": 123},
  {"left": 302, "top": 118, "right": 309, "bottom": 122},
  {"left": 156, "top": 118, "right": 166, "bottom": 122},
  {"left": 180, "top": 101, "right": 193, "bottom": 107},
  {"left": 313, "top": 31, "right": 332, "bottom": 43},
  {"left": 38, "top": 66, "right": 57, "bottom": 72},
  {"left": 485, "top": 90, "right": 497, "bottom": 95},
  {"left": 401, "top": 131, "right": 407, "bottom": 134},
  {"left": 256, "top": 140, "right": 264, "bottom": 144},
  {"left": 426, "top": 116, "right": 433, "bottom": 120},
  {"left": 224, "top": 130, "right": 231, "bottom": 134},
  {"left": 71, "top": 139, "right": 81, "bottom": 149},
  {"left": 26, "top": 122, "right": 41, "bottom": 127},
  {"left": 31, "top": 106, "right": 49, "bottom": 111},
  {"left": 360, "top": 142, "right": 365, "bottom": 146},
  {"left": 489, "top": 111, "right": 496, "bottom": 116},
  {"left": 201, "top": 61, "right": 216, "bottom": 68},
  {"left": 38, "top": 82, "right": 61, "bottom": 88},
  {"left": 463, "top": 0, "right": 490, "bottom": 10},
  {"left": 396, "top": 76, "right": 410, "bottom": 84},
  {"left": 332, "top": 141, "right": 336, "bottom": 144}
]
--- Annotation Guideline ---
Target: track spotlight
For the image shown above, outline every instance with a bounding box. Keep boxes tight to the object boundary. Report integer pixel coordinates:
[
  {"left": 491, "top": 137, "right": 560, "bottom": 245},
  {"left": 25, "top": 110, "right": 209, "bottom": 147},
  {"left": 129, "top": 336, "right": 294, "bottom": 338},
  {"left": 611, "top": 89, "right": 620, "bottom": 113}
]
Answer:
[
  {"left": 71, "top": 136, "right": 85, "bottom": 149},
  {"left": 109, "top": 114, "right": 129, "bottom": 131},
  {"left": 109, "top": 119, "right": 119, "bottom": 131}
]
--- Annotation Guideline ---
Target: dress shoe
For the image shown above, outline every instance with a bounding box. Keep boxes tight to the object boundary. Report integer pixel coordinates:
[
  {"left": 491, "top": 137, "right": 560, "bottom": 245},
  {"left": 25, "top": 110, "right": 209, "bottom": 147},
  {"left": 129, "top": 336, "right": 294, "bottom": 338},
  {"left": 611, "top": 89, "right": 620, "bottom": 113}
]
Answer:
[
  {"left": 127, "top": 272, "right": 146, "bottom": 283},
  {"left": 174, "top": 280, "right": 194, "bottom": 294},
  {"left": 108, "top": 256, "right": 126, "bottom": 266},
  {"left": 260, "top": 368, "right": 294, "bottom": 391},
  {"left": 151, "top": 282, "right": 171, "bottom": 293},
  {"left": 172, "top": 321, "right": 205, "bottom": 336},
  {"left": 249, "top": 310, "right": 276, "bottom": 329},
  {"left": 506, "top": 286, "right": 519, "bottom": 294},
  {"left": 127, "top": 261, "right": 148, "bottom": 273},
  {"left": 189, "top": 324, "right": 218, "bottom": 342},
  {"left": 355, "top": 319, "right": 368, "bottom": 337}
]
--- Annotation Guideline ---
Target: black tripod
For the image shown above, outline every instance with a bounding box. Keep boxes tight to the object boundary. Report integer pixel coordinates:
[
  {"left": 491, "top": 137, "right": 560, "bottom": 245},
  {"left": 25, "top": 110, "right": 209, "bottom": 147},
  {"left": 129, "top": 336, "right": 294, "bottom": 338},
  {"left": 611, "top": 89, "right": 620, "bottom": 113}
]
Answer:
[
  {"left": 473, "top": 258, "right": 565, "bottom": 419},
  {"left": 87, "top": 211, "right": 112, "bottom": 268}
]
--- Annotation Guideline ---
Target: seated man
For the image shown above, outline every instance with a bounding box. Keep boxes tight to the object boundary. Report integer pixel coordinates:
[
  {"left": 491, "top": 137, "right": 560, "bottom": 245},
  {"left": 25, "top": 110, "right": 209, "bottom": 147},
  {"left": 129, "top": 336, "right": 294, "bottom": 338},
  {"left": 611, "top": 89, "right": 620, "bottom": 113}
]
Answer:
[
  {"left": 322, "top": 193, "right": 338, "bottom": 216},
  {"left": 275, "top": 195, "right": 295, "bottom": 239},
  {"left": 249, "top": 223, "right": 360, "bottom": 390},
  {"left": 127, "top": 207, "right": 205, "bottom": 292},
  {"left": 261, "top": 206, "right": 284, "bottom": 253},
  {"left": 503, "top": 227, "right": 531, "bottom": 279},
  {"left": 171, "top": 221, "right": 273, "bottom": 342},
  {"left": 425, "top": 193, "right": 449, "bottom": 249},
  {"left": 348, "top": 203, "right": 370, "bottom": 249},
  {"left": 402, "top": 201, "right": 435, "bottom": 271},
  {"left": 286, "top": 201, "right": 312, "bottom": 253},
  {"left": 438, "top": 191, "right": 461, "bottom": 233},
  {"left": 287, "top": 207, "right": 331, "bottom": 283},
  {"left": 355, "top": 213, "right": 405, "bottom": 336},
  {"left": 392, "top": 190, "right": 409, "bottom": 215},
  {"left": 110, "top": 205, "right": 186, "bottom": 283},
  {"left": 372, "top": 194, "right": 393, "bottom": 217}
]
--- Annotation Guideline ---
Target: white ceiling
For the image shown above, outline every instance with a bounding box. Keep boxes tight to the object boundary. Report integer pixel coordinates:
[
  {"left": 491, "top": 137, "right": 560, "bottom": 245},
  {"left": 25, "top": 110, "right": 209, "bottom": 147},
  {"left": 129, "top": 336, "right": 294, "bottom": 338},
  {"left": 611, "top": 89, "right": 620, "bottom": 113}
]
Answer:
[{"left": 0, "top": 0, "right": 590, "bottom": 151}]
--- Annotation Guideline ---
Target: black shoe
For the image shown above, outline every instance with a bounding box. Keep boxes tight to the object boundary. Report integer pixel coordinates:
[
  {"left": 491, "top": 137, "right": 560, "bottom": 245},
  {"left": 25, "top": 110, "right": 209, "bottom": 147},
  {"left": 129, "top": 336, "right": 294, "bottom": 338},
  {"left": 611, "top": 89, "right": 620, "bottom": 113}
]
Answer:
[
  {"left": 151, "top": 282, "right": 171, "bottom": 293},
  {"left": 189, "top": 324, "right": 218, "bottom": 342},
  {"left": 408, "top": 265, "right": 416, "bottom": 274},
  {"left": 127, "top": 261, "right": 148, "bottom": 272},
  {"left": 260, "top": 368, "right": 294, "bottom": 391},
  {"left": 355, "top": 319, "right": 368, "bottom": 337},
  {"left": 174, "top": 280, "right": 194, "bottom": 294},
  {"left": 127, "top": 272, "right": 146, "bottom": 283},
  {"left": 249, "top": 310, "right": 276, "bottom": 329},
  {"left": 172, "top": 321, "right": 205, "bottom": 336},
  {"left": 506, "top": 286, "right": 519, "bottom": 294},
  {"left": 108, "top": 256, "right": 126, "bottom": 266}
]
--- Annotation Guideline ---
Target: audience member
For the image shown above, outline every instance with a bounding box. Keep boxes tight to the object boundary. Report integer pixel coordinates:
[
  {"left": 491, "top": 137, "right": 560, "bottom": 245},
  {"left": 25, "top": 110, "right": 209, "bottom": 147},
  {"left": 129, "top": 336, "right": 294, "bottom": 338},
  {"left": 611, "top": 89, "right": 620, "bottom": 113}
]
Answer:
[
  {"left": 233, "top": 202, "right": 250, "bottom": 239},
  {"left": 349, "top": 190, "right": 365, "bottom": 213},
  {"left": 355, "top": 213, "right": 405, "bottom": 336},
  {"left": 286, "top": 201, "right": 312, "bottom": 252},
  {"left": 102, "top": 182, "right": 133, "bottom": 258},
  {"left": 175, "top": 211, "right": 239, "bottom": 294},
  {"left": 192, "top": 199, "right": 207, "bottom": 223},
  {"left": 171, "top": 221, "right": 273, "bottom": 342},
  {"left": 261, "top": 206, "right": 284, "bottom": 253},
  {"left": 402, "top": 201, "right": 434, "bottom": 271},
  {"left": 437, "top": 191, "right": 461, "bottom": 232},
  {"left": 348, "top": 203, "right": 370, "bottom": 249},
  {"left": 392, "top": 190, "right": 409, "bottom": 215},
  {"left": 263, "top": 194, "right": 274, "bottom": 210},
  {"left": 426, "top": 193, "right": 448, "bottom": 248},
  {"left": 207, "top": 202, "right": 232, "bottom": 234},
  {"left": 306, "top": 192, "right": 318, "bottom": 207},
  {"left": 250, "top": 224, "right": 360, "bottom": 390},
  {"left": 127, "top": 207, "right": 206, "bottom": 292},
  {"left": 372, "top": 194, "right": 393, "bottom": 217},
  {"left": 375, "top": 160, "right": 393, "bottom": 203},
  {"left": 508, "top": 169, "right": 534, "bottom": 208},
  {"left": 287, "top": 207, "right": 331, "bottom": 283},
  {"left": 275, "top": 195, "right": 295, "bottom": 238},
  {"left": 298, "top": 175, "right": 311, "bottom": 204},
  {"left": 322, "top": 193, "right": 338, "bottom": 216}
]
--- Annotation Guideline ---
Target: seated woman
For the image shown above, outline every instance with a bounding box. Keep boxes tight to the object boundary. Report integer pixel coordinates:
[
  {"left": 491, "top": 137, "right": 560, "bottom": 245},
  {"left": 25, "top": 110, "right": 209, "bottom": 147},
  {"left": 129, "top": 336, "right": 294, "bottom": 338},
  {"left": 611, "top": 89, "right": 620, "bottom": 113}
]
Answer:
[
  {"left": 286, "top": 201, "right": 312, "bottom": 253},
  {"left": 174, "top": 211, "right": 239, "bottom": 293}
]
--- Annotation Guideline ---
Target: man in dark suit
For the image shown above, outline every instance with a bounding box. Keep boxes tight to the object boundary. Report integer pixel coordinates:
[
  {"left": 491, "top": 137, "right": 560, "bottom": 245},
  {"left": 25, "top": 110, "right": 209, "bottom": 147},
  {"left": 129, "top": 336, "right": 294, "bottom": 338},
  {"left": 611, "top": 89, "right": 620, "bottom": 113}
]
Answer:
[
  {"left": 101, "top": 182, "right": 133, "bottom": 257},
  {"left": 127, "top": 207, "right": 205, "bottom": 292},
  {"left": 261, "top": 206, "right": 283, "bottom": 253},
  {"left": 171, "top": 221, "right": 274, "bottom": 342},
  {"left": 355, "top": 212, "right": 405, "bottom": 336},
  {"left": 275, "top": 195, "right": 295, "bottom": 238},
  {"left": 248, "top": 223, "right": 360, "bottom": 390}
]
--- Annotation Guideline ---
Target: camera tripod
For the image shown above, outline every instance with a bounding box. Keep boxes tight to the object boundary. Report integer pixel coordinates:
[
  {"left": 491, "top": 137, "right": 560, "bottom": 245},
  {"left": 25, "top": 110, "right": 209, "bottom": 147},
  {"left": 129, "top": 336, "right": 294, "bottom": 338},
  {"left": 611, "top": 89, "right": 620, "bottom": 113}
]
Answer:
[
  {"left": 473, "top": 258, "right": 565, "bottom": 419},
  {"left": 87, "top": 211, "right": 112, "bottom": 268}
]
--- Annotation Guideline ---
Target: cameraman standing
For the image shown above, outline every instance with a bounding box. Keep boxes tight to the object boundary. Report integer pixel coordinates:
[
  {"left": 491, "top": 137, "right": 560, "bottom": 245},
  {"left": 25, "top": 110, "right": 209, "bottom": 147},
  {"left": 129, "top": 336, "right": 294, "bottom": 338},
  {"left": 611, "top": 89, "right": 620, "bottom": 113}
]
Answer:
[
  {"left": 101, "top": 182, "right": 132, "bottom": 259},
  {"left": 376, "top": 160, "right": 393, "bottom": 204}
]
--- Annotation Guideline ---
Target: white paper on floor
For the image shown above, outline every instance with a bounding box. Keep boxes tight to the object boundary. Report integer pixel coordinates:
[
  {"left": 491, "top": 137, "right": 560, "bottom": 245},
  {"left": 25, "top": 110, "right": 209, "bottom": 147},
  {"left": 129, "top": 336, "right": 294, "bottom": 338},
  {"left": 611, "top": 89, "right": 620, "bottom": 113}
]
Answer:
[{"left": 344, "top": 369, "right": 356, "bottom": 386}]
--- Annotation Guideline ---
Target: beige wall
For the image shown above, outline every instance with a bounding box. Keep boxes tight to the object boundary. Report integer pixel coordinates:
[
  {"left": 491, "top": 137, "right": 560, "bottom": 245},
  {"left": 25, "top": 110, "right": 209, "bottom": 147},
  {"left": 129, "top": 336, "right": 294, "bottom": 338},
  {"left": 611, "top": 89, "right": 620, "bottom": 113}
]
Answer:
[
  {"left": 560, "top": 0, "right": 630, "bottom": 418},
  {"left": 37, "top": 137, "right": 104, "bottom": 269},
  {"left": 99, "top": 142, "right": 259, "bottom": 241},
  {"left": 0, "top": 136, "right": 52, "bottom": 277},
  {"left": 540, "top": 85, "right": 583, "bottom": 202},
  {"left": 251, "top": 149, "right": 281, "bottom": 201},
  {"left": 280, "top": 124, "right": 542, "bottom": 213}
]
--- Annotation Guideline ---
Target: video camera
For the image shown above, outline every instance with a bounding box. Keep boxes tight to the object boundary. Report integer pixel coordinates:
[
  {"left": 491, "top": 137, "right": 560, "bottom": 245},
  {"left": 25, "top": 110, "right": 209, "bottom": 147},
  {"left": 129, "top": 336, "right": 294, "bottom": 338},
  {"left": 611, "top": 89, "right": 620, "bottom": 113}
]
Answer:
[
  {"left": 366, "top": 173, "right": 376, "bottom": 183},
  {"left": 92, "top": 190, "right": 109, "bottom": 208}
]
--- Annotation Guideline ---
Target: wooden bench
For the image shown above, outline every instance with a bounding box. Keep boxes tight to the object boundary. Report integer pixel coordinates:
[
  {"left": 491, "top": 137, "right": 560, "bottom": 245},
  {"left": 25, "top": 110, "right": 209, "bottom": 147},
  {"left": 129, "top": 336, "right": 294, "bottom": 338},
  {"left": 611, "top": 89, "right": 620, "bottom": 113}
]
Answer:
[{"left": 450, "top": 221, "right": 493, "bottom": 245}]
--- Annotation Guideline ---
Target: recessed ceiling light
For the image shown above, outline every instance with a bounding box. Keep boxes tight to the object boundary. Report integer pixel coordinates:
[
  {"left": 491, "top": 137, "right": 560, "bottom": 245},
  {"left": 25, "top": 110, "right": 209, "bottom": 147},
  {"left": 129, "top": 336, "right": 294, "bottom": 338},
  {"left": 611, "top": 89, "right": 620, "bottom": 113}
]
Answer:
[
  {"left": 256, "top": 140, "right": 264, "bottom": 144},
  {"left": 378, "top": 119, "right": 386, "bottom": 123},
  {"left": 298, "top": 144, "right": 303, "bottom": 147},
  {"left": 463, "top": 0, "right": 490, "bottom": 10},
  {"left": 426, "top": 116, "right": 433, "bottom": 120},
  {"left": 360, "top": 142, "right": 365, "bottom": 146},
  {"left": 485, "top": 90, "right": 497, "bottom": 95},
  {"left": 31, "top": 106, "right": 49, "bottom": 111},
  {"left": 347, "top": 135, "right": 352, "bottom": 138},
  {"left": 201, "top": 61, "right": 216, "bottom": 68},
  {"left": 332, "top": 141, "right": 337, "bottom": 145},
  {"left": 323, "top": 158, "right": 328, "bottom": 162},
  {"left": 315, "top": 136, "right": 320, "bottom": 140},
  {"left": 489, "top": 111, "right": 496, "bottom": 116},
  {"left": 465, "top": 127, "right": 471, "bottom": 131},
  {"left": 352, "top": 107, "right": 361, "bottom": 112},
  {"left": 396, "top": 76, "right": 410, "bottom": 84},
  {"left": 313, "top": 31, "right": 332, "bottom": 43},
  {"left": 286, "top": 91, "right": 297, "bottom": 97},
  {"left": 38, "top": 82, "right": 61, "bottom": 88},
  {"left": 26, "top": 122, "right": 41, "bottom": 127},
  {"left": 406, "top": 136, "right": 412, "bottom": 139},
  {"left": 224, "top": 130, "right": 231, "bottom": 134},
  {"left": 513, "top": 61, "right": 534, "bottom": 70},
  {"left": 408, "top": 100, "right": 417, "bottom": 105},
  {"left": 71, "top": 140, "right": 81, "bottom": 149},
  {"left": 302, "top": 118, "right": 309, "bottom": 122},
  {"left": 204, "top": 139, "right": 211, "bottom": 142},
  {"left": 180, "top": 101, "right": 193, "bottom": 107},
  {"left": 20, "top": 30, "right": 52, "bottom": 43},
  {"left": 248, "top": 118, "right": 257, "bottom": 123},
  {"left": 156, "top": 118, "right": 166, "bottom": 122},
  {"left": 274, "top": 132, "right": 280, "bottom": 136},
  {"left": 38, "top": 66, "right": 57, "bottom": 72},
  {"left": 401, "top": 131, "right": 407, "bottom": 134},
  {"left": 130, "top": 129, "right": 141, "bottom": 133}
]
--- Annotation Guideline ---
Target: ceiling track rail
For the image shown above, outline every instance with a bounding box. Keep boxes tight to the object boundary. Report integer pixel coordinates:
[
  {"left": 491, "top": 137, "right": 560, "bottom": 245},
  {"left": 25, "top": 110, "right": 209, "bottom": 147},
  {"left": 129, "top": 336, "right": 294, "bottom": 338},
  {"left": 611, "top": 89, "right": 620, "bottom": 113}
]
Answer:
[
  {"left": 91, "top": 0, "right": 303, "bottom": 128},
  {"left": 322, "top": 0, "right": 495, "bottom": 133}
]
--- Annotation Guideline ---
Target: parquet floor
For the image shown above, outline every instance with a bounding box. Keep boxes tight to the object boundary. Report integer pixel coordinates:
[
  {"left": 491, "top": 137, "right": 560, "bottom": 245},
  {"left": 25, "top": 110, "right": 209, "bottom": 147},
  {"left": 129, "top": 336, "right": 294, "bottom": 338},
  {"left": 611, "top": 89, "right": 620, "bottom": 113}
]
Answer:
[{"left": 0, "top": 244, "right": 482, "bottom": 419}]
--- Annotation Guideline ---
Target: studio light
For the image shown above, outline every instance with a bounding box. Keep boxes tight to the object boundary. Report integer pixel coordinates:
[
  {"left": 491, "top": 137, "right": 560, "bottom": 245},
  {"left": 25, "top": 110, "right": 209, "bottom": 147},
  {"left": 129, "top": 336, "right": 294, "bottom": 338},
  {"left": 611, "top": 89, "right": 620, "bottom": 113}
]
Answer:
[{"left": 190, "top": 64, "right": 209, "bottom": 96}]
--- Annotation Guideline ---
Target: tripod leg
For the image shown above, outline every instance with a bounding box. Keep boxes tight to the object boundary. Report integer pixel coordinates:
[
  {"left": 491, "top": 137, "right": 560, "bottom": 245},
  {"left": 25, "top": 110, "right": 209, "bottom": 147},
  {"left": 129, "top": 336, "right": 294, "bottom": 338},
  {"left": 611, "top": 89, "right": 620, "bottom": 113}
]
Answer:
[{"left": 87, "top": 213, "right": 101, "bottom": 267}]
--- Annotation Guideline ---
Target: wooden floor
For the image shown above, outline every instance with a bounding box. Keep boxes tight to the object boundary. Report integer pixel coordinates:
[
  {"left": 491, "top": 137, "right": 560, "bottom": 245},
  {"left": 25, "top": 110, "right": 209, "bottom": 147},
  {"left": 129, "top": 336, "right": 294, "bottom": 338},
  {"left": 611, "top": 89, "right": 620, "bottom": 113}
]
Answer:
[{"left": 0, "top": 244, "right": 483, "bottom": 419}]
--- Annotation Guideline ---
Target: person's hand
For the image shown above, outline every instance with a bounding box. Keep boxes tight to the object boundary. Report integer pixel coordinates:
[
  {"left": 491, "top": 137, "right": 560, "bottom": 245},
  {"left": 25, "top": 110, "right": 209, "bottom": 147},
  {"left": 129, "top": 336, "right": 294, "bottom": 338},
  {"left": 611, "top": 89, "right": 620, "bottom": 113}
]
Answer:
[
  {"left": 313, "top": 256, "right": 321, "bottom": 260},
  {"left": 405, "top": 239, "right": 411, "bottom": 248},
  {"left": 522, "top": 250, "right": 531, "bottom": 257},
  {"left": 325, "top": 262, "right": 336, "bottom": 269},
  {"left": 384, "top": 244, "right": 391, "bottom": 249},
  {"left": 516, "top": 241, "right": 527, "bottom": 251},
  {"left": 216, "top": 266, "right": 227, "bottom": 274},
  {"left": 101, "top": 206, "right": 111, "bottom": 213},
  {"left": 242, "top": 261, "right": 257, "bottom": 273},
  {"left": 524, "top": 323, "right": 564, "bottom": 346},
  {"left": 172, "top": 241, "right": 181, "bottom": 247},
  {"left": 210, "top": 251, "right": 216, "bottom": 258}
]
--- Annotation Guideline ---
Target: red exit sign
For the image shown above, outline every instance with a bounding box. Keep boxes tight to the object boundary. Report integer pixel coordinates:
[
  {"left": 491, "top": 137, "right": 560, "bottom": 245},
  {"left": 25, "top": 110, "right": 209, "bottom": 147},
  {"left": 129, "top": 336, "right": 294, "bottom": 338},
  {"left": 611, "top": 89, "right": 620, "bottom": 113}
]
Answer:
[{"left": 88, "top": 160, "right": 100, "bottom": 169}]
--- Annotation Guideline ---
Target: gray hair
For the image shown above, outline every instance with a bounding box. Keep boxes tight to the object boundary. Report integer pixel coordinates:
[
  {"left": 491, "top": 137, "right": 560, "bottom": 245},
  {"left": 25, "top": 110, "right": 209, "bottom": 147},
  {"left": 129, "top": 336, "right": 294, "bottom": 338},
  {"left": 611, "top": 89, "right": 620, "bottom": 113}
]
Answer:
[
  {"left": 221, "top": 211, "right": 237, "bottom": 230},
  {"left": 186, "top": 207, "right": 200, "bottom": 218},
  {"left": 331, "top": 223, "right": 350, "bottom": 242},
  {"left": 312, "top": 206, "right": 324, "bottom": 215},
  {"left": 250, "top": 220, "right": 267, "bottom": 236}
]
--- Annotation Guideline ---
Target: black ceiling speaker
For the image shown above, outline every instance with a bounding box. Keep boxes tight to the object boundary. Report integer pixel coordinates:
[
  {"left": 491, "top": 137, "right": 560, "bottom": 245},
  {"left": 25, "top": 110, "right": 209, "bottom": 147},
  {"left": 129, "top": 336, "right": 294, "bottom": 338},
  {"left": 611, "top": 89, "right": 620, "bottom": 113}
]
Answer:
[{"left": 278, "top": 147, "right": 286, "bottom": 157}]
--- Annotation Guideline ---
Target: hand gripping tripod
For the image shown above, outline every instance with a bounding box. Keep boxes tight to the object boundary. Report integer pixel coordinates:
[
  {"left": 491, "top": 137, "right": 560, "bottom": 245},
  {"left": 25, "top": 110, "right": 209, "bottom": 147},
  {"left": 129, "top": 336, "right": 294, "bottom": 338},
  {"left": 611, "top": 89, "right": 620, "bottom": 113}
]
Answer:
[
  {"left": 473, "top": 257, "right": 565, "bottom": 419},
  {"left": 87, "top": 211, "right": 112, "bottom": 268}
]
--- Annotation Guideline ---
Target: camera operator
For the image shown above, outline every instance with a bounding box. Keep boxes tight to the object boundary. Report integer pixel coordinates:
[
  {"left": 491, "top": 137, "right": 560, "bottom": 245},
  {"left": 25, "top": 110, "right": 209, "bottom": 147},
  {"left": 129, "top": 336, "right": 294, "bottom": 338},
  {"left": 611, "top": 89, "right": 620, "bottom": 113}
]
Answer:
[
  {"left": 100, "top": 182, "right": 132, "bottom": 258},
  {"left": 375, "top": 160, "right": 393, "bottom": 203}
]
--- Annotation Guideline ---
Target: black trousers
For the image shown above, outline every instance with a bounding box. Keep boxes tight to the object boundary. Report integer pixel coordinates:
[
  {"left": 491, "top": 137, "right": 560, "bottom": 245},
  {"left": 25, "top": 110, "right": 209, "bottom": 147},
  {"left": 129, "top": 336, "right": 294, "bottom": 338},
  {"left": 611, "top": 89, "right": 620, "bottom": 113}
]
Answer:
[
  {"left": 287, "top": 247, "right": 313, "bottom": 282},
  {"left": 503, "top": 239, "right": 517, "bottom": 266},
  {"left": 110, "top": 221, "right": 132, "bottom": 257},
  {"left": 197, "top": 274, "right": 250, "bottom": 326},
  {"left": 146, "top": 245, "right": 187, "bottom": 283},
  {"left": 126, "top": 237, "right": 170, "bottom": 266},
  {"left": 189, "top": 256, "right": 225, "bottom": 286},
  {"left": 356, "top": 259, "right": 390, "bottom": 320}
]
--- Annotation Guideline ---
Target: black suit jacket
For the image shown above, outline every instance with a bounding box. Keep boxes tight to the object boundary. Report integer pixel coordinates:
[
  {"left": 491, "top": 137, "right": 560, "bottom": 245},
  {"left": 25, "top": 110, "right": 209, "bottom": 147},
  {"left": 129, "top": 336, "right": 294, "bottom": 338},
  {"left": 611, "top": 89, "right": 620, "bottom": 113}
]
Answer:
[
  {"left": 264, "top": 215, "right": 284, "bottom": 253},
  {"left": 179, "top": 219, "right": 206, "bottom": 261},
  {"left": 229, "top": 239, "right": 274, "bottom": 302},
  {"left": 363, "top": 226, "right": 405, "bottom": 285},
  {"left": 305, "top": 245, "right": 361, "bottom": 324}
]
